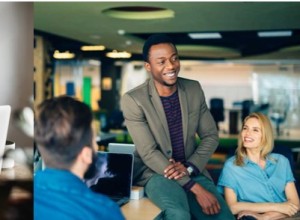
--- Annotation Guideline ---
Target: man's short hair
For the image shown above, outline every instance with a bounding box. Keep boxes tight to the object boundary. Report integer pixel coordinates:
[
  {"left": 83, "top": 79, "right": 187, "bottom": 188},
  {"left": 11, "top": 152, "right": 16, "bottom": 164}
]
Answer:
[
  {"left": 142, "top": 34, "right": 176, "bottom": 62},
  {"left": 35, "top": 96, "right": 93, "bottom": 169}
]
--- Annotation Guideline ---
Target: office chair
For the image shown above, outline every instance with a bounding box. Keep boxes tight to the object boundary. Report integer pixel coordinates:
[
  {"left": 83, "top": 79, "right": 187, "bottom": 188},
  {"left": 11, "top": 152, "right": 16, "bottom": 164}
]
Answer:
[
  {"left": 103, "top": 109, "right": 125, "bottom": 132},
  {"left": 241, "top": 100, "right": 254, "bottom": 122},
  {"left": 209, "top": 98, "right": 225, "bottom": 131},
  {"left": 273, "top": 145, "right": 294, "bottom": 171},
  {"left": 273, "top": 145, "right": 300, "bottom": 194}
]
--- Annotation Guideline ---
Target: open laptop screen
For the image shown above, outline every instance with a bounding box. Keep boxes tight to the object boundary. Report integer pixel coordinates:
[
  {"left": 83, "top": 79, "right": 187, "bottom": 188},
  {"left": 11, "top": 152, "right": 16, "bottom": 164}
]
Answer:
[
  {"left": 85, "top": 152, "right": 133, "bottom": 200},
  {"left": 0, "top": 106, "right": 11, "bottom": 157}
]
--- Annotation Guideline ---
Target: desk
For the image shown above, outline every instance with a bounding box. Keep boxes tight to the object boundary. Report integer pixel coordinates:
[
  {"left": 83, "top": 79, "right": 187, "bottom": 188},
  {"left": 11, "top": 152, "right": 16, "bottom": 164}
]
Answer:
[
  {"left": 122, "top": 198, "right": 161, "bottom": 220},
  {"left": 0, "top": 163, "right": 32, "bottom": 180},
  {"left": 0, "top": 161, "right": 32, "bottom": 219}
]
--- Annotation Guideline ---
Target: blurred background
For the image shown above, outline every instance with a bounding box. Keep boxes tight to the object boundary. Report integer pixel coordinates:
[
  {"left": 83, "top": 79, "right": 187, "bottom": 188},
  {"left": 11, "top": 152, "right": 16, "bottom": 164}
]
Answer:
[
  {"left": 34, "top": 2, "right": 300, "bottom": 137},
  {"left": 0, "top": 2, "right": 33, "bottom": 220},
  {"left": 1, "top": 2, "right": 299, "bottom": 218},
  {"left": 2, "top": 3, "right": 299, "bottom": 218},
  {"left": 33, "top": 2, "right": 300, "bottom": 191}
]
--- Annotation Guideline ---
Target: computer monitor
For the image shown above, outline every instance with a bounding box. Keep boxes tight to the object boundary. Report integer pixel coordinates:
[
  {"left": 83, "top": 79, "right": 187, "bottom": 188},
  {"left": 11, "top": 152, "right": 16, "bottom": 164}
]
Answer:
[{"left": 108, "top": 143, "right": 135, "bottom": 154}]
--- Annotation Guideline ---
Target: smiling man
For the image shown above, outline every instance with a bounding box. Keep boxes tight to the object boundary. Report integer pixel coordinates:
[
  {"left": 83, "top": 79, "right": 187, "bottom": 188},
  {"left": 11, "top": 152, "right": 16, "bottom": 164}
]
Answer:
[{"left": 121, "top": 34, "right": 234, "bottom": 220}]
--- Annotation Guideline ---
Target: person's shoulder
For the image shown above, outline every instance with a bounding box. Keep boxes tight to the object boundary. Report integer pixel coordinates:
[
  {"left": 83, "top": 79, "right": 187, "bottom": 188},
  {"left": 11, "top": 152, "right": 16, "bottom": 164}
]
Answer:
[
  {"left": 83, "top": 189, "right": 123, "bottom": 211},
  {"left": 87, "top": 189, "right": 115, "bottom": 204},
  {"left": 35, "top": 190, "right": 124, "bottom": 220},
  {"left": 178, "top": 77, "right": 200, "bottom": 86},
  {"left": 224, "top": 156, "right": 237, "bottom": 167},
  {"left": 225, "top": 155, "right": 235, "bottom": 162},
  {"left": 90, "top": 194, "right": 124, "bottom": 218},
  {"left": 124, "top": 78, "right": 149, "bottom": 96},
  {"left": 269, "top": 153, "right": 289, "bottom": 163},
  {"left": 178, "top": 77, "right": 202, "bottom": 92}
]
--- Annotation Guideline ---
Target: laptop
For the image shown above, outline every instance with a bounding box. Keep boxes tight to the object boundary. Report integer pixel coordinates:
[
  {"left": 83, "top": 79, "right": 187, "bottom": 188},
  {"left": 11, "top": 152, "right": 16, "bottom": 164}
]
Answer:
[
  {"left": 108, "top": 143, "right": 135, "bottom": 154},
  {"left": 85, "top": 151, "right": 134, "bottom": 206},
  {"left": 0, "top": 105, "right": 11, "bottom": 171}
]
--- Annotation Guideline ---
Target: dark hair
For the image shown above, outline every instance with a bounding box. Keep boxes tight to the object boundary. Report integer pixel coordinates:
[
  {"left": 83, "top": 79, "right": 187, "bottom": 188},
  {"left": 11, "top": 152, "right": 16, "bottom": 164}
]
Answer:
[
  {"left": 142, "top": 34, "right": 176, "bottom": 62},
  {"left": 35, "top": 96, "right": 93, "bottom": 169}
]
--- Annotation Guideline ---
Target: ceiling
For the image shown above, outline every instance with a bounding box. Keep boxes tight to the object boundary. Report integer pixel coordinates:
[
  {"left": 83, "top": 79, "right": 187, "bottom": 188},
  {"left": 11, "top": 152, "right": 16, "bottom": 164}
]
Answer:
[{"left": 34, "top": 2, "right": 300, "bottom": 62}]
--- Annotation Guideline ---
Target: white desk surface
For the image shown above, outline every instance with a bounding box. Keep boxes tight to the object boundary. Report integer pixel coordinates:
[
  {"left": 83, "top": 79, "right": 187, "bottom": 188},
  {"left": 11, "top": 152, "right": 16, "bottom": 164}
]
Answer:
[
  {"left": 122, "top": 198, "right": 161, "bottom": 220},
  {"left": 0, "top": 162, "right": 32, "bottom": 202},
  {"left": 0, "top": 163, "right": 32, "bottom": 180}
]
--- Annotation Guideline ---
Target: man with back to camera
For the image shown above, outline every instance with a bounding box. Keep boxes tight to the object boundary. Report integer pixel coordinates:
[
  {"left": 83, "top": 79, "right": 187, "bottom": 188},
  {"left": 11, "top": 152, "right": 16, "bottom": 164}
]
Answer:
[
  {"left": 121, "top": 34, "right": 235, "bottom": 220},
  {"left": 34, "top": 96, "right": 124, "bottom": 220}
]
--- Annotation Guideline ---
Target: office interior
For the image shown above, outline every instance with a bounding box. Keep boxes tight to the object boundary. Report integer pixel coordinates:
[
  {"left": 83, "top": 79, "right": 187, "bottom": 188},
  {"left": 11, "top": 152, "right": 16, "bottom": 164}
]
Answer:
[
  {"left": 34, "top": 1, "right": 300, "bottom": 171},
  {"left": 33, "top": 4, "right": 300, "bottom": 218},
  {"left": 2, "top": 2, "right": 300, "bottom": 219}
]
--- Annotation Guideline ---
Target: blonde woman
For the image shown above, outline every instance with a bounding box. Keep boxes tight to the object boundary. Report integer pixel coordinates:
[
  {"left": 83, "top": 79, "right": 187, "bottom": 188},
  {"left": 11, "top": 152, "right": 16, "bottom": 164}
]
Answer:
[{"left": 217, "top": 112, "right": 299, "bottom": 220}]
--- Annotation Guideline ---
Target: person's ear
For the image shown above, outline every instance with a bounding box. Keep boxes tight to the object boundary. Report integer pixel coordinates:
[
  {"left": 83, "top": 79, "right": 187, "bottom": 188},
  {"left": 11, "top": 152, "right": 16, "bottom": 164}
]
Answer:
[
  {"left": 144, "top": 61, "right": 151, "bottom": 72},
  {"left": 80, "top": 146, "right": 92, "bottom": 165}
]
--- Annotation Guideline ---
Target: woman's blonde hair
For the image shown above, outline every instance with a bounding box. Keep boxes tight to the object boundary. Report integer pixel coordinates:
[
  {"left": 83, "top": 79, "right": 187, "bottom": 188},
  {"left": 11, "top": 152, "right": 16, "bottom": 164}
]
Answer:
[{"left": 235, "top": 112, "right": 274, "bottom": 166}]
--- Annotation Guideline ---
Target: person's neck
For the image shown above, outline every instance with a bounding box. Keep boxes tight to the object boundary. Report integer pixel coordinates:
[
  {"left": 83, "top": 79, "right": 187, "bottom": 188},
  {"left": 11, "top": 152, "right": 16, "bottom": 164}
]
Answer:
[
  {"left": 246, "top": 149, "right": 265, "bottom": 168},
  {"left": 69, "top": 163, "right": 85, "bottom": 180},
  {"left": 156, "top": 84, "right": 177, "bottom": 97}
]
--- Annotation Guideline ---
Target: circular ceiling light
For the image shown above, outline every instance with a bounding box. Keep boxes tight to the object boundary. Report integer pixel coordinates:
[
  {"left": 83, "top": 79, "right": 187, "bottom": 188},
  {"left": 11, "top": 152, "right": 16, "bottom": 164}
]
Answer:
[
  {"left": 177, "top": 45, "right": 241, "bottom": 59},
  {"left": 102, "top": 6, "right": 174, "bottom": 20}
]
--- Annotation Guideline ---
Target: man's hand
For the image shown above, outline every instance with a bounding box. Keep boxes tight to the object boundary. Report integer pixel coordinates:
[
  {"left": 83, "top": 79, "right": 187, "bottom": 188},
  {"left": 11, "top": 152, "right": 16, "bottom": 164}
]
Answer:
[
  {"left": 164, "top": 158, "right": 188, "bottom": 180},
  {"left": 237, "top": 211, "right": 265, "bottom": 220},
  {"left": 190, "top": 183, "right": 221, "bottom": 215}
]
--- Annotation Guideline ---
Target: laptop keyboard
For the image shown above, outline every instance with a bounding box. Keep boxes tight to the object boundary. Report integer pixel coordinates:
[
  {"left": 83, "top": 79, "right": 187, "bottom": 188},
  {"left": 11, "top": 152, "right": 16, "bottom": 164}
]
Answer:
[{"left": 110, "top": 197, "right": 129, "bottom": 206}]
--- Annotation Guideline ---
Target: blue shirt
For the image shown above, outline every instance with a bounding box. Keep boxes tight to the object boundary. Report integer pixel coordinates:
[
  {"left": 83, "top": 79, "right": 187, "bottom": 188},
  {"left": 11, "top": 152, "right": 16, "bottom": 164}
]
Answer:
[
  {"left": 217, "top": 153, "right": 295, "bottom": 203},
  {"left": 34, "top": 168, "right": 125, "bottom": 220}
]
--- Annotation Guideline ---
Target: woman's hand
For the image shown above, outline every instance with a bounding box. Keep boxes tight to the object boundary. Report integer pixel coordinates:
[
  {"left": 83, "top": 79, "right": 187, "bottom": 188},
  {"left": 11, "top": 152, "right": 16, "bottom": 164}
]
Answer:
[
  {"left": 238, "top": 211, "right": 265, "bottom": 220},
  {"left": 276, "top": 201, "right": 299, "bottom": 216}
]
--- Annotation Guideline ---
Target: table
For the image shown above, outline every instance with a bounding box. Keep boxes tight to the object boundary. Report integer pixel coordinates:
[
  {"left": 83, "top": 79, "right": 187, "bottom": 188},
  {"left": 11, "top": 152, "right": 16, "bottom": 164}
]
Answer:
[
  {"left": 0, "top": 163, "right": 32, "bottom": 180},
  {"left": 121, "top": 198, "right": 161, "bottom": 220},
  {"left": 0, "top": 157, "right": 33, "bottom": 219}
]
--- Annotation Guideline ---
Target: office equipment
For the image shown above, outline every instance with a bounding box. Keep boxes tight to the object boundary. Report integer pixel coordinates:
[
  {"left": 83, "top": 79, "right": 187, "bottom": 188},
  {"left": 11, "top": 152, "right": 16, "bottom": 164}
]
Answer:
[
  {"left": 108, "top": 143, "right": 135, "bottom": 154},
  {"left": 85, "top": 152, "right": 134, "bottom": 206},
  {"left": 229, "top": 110, "right": 239, "bottom": 134},
  {"left": 209, "top": 98, "right": 225, "bottom": 130},
  {"left": 241, "top": 100, "right": 254, "bottom": 121},
  {"left": 130, "top": 186, "right": 144, "bottom": 200},
  {"left": 0, "top": 105, "right": 11, "bottom": 172},
  {"left": 2, "top": 140, "right": 15, "bottom": 169}
]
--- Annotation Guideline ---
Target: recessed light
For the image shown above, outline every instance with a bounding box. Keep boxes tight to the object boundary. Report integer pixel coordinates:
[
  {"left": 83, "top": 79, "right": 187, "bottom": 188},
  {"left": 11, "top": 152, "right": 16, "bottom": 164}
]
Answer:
[
  {"left": 88, "top": 60, "right": 101, "bottom": 66},
  {"left": 89, "top": 35, "right": 101, "bottom": 40},
  {"left": 188, "top": 33, "right": 222, "bottom": 39},
  {"left": 118, "top": 29, "right": 126, "bottom": 35},
  {"left": 102, "top": 6, "right": 174, "bottom": 20},
  {"left": 257, "top": 31, "right": 292, "bottom": 37},
  {"left": 81, "top": 45, "right": 106, "bottom": 51},
  {"left": 106, "top": 50, "right": 132, "bottom": 59},
  {"left": 53, "top": 50, "right": 75, "bottom": 59}
]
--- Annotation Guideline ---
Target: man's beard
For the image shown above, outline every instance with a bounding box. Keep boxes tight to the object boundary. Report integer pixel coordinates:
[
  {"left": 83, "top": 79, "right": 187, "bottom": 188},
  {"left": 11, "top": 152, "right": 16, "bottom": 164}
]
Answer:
[{"left": 83, "top": 151, "right": 98, "bottom": 179}]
